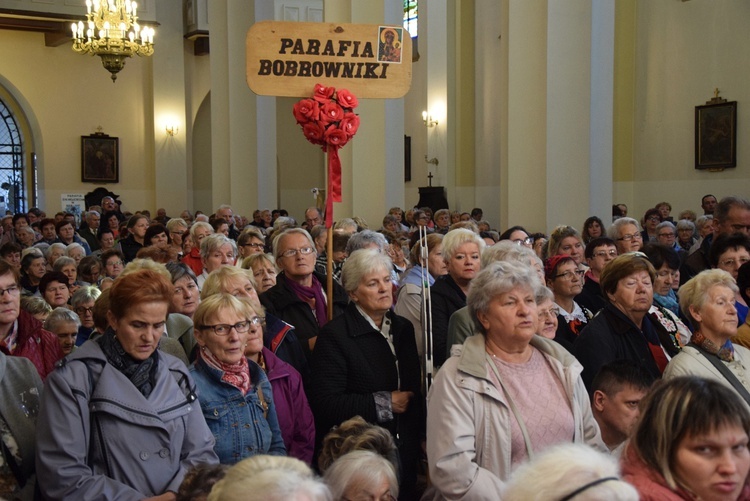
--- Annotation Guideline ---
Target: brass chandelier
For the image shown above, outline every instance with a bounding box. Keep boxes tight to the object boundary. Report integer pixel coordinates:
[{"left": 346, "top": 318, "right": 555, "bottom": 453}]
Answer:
[{"left": 71, "top": 0, "right": 155, "bottom": 82}]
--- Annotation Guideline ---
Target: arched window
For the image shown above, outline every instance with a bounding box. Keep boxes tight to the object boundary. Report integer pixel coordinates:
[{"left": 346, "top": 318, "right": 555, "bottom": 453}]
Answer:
[
  {"left": 403, "top": 0, "right": 418, "bottom": 36},
  {"left": 0, "top": 98, "right": 26, "bottom": 213}
]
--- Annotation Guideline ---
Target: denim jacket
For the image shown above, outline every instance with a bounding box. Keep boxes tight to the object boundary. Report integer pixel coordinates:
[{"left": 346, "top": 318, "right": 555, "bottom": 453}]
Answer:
[{"left": 190, "top": 356, "right": 286, "bottom": 464}]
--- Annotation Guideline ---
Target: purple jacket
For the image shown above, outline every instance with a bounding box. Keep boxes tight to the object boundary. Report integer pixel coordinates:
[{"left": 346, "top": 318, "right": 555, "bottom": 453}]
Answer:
[{"left": 263, "top": 347, "right": 315, "bottom": 464}]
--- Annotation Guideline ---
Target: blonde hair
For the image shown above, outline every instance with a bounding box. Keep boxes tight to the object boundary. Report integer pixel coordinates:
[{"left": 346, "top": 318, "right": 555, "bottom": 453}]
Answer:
[
  {"left": 678, "top": 268, "right": 739, "bottom": 327},
  {"left": 200, "top": 266, "right": 257, "bottom": 300}
]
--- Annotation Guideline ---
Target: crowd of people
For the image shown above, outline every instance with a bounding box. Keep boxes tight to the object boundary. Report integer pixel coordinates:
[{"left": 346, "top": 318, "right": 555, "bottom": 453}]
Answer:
[{"left": 0, "top": 193, "right": 750, "bottom": 500}]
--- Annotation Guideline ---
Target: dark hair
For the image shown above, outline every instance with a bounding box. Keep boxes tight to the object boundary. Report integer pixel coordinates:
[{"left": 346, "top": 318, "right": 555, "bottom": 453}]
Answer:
[
  {"left": 739, "top": 261, "right": 750, "bottom": 304},
  {"left": 641, "top": 208, "right": 662, "bottom": 227},
  {"left": 591, "top": 360, "right": 653, "bottom": 397},
  {"left": 101, "top": 249, "right": 125, "bottom": 265},
  {"left": 708, "top": 233, "right": 750, "bottom": 268},
  {"left": 165, "top": 261, "right": 199, "bottom": 285},
  {"left": 702, "top": 194, "right": 716, "bottom": 205},
  {"left": 584, "top": 237, "right": 617, "bottom": 259},
  {"left": 54, "top": 219, "right": 73, "bottom": 234},
  {"left": 0, "top": 242, "right": 22, "bottom": 258},
  {"left": 498, "top": 226, "right": 528, "bottom": 242},
  {"left": 38, "top": 271, "right": 69, "bottom": 294},
  {"left": 612, "top": 205, "right": 624, "bottom": 218},
  {"left": 582, "top": 216, "right": 605, "bottom": 244},
  {"left": 21, "top": 252, "right": 44, "bottom": 274},
  {"left": 97, "top": 227, "right": 114, "bottom": 240},
  {"left": 599, "top": 254, "right": 656, "bottom": 300},
  {"left": 0, "top": 259, "right": 20, "bottom": 284},
  {"left": 39, "top": 218, "right": 56, "bottom": 229},
  {"left": 715, "top": 196, "right": 750, "bottom": 225},
  {"left": 78, "top": 255, "right": 102, "bottom": 282},
  {"left": 126, "top": 214, "right": 148, "bottom": 230},
  {"left": 176, "top": 464, "right": 229, "bottom": 501},
  {"left": 470, "top": 208, "right": 483, "bottom": 217},
  {"left": 641, "top": 243, "right": 680, "bottom": 271},
  {"left": 12, "top": 213, "right": 29, "bottom": 226},
  {"left": 144, "top": 223, "right": 169, "bottom": 246}
]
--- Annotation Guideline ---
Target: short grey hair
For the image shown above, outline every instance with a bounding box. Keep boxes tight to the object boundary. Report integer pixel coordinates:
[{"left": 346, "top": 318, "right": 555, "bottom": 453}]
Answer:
[
  {"left": 679, "top": 268, "right": 739, "bottom": 328},
  {"left": 341, "top": 248, "right": 392, "bottom": 294},
  {"left": 238, "top": 227, "right": 266, "bottom": 247},
  {"left": 335, "top": 218, "right": 358, "bottom": 233},
  {"left": 272, "top": 228, "right": 316, "bottom": 261},
  {"left": 46, "top": 242, "right": 67, "bottom": 260},
  {"left": 272, "top": 216, "right": 297, "bottom": 232},
  {"left": 189, "top": 221, "right": 213, "bottom": 240},
  {"left": 345, "top": 230, "right": 388, "bottom": 255},
  {"left": 536, "top": 285, "right": 554, "bottom": 305},
  {"left": 607, "top": 217, "right": 641, "bottom": 240},
  {"left": 324, "top": 451, "right": 398, "bottom": 501},
  {"left": 467, "top": 260, "right": 541, "bottom": 335},
  {"left": 200, "top": 234, "right": 237, "bottom": 261},
  {"left": 66, "top": 243, "right": 85, "bottom": 257},
  {"left": 43, "top": 307, "right": 81, "bottom": 332},
  {"left": 442, "top": 228, "right": 486, "bottom": 262},
  {"left": 481, "top": 240, "right": 541, "bottom": 269},
  {"left": 676, "top": 219, "right": 696, "bottom": 232},
  {"left": 655, "top": 221, "right": 676, "bottom": 235},
  {"left": 53, "top": 256, "right": 76, "bottom": 272},
  {"left": 695, "top": 215, "right": 713, "bottom": 232},
  {"left": 17, "top": 226, "right": 35, "bottom": 237},
  {"left": 70, "top": 285, "right": 101, "bottom": 308},
  {"left": 207, "top": 455, "right": 331, "bottom": 501},
  {"left": 165, "top": 261, "right": 199, "bottom": 285}
]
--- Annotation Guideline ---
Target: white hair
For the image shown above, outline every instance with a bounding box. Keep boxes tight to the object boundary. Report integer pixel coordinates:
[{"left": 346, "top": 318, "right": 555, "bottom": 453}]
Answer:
[
  {"left": 324, "top": 450, "right": 398, "bottom": 501},
  {"left": 504, "top": 443, "right": 638, "bottom": 500}
]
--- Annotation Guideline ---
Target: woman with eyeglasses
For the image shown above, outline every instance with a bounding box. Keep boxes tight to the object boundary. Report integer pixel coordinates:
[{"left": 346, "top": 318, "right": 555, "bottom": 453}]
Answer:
[
  {"left": 201, "top": 267, "right": 314, "bottom": 465},
  {"left": 310, "top": 249, "right": 422, "bottom": 499},
  {"left": 574, "top": 253, "right": 682, "bottom": 391},
  {"left": 608, "top": 217, "right": 644, "bottom": 255},
  {"left": 191, "top": 293, "right": 286, "bottom": 464},
  {"left": 260, "top": 228, "right": 348, "bottom": 359},
  {"left": 544, "top": 255, "right": 592, "bottom": 352},
  {"left": 640, "top": 208, "right": 663, "bottom": 243},
  {"left": 499, "top": 225, "right": 533, "bottom": 248},
  {"left": 236, "top": 227, "right": 266, "bottom": 262}
]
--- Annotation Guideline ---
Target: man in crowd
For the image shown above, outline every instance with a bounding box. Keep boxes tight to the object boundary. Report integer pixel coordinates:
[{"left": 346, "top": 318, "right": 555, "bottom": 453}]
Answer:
[
  {"left": 79, "top": 210, "right": 101, "bottom": 252},
  {"left": 701, "top": 194, "right": 717, "bottom": 215},
  {"left": 304, "top": 207, "right": 323, "bottom": 228},
  {"left": 215, "top": 204, "right": 240, "bottom": 240}
]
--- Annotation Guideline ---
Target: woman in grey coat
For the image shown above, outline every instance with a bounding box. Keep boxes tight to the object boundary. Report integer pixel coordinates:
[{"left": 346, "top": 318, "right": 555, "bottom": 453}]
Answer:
[{"left": 35, "top": 269, "right": 218, "bottom": 500}]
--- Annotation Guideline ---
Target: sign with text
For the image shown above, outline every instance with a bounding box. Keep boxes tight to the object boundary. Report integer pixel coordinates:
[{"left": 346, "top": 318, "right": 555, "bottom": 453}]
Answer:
[{"left": 246, "top": 21, "right": 412, "bottom": 98}]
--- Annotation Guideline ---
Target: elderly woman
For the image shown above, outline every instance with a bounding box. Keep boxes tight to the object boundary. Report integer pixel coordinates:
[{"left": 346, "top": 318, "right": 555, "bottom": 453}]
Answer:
[
  {"left": 101, "top": 210, "right": 123, "bottom": 240},
  {"left": 324, "top": 450, "right": 399, "bottom": 501},
  {"left": 145, "top": 223, "right": 170, "bottom": 249},
  {"left": 237, "top": 227, "right": 266, "bottom": 262},
  {"left": 710, "top": 233, "right": 750, "bottom": 325},
  {"left": 39, "top": 271, "right": 70, "bottom": 309},
  {"left": 165, "top": 218, "right": 188, "bottom": 256},
  {"left": 55, "top": 220, "right": 91, "bottom": 255},
  {"left": 45, "top": 242, "right": 67, "bottom": 270},
  {"left": 241, "top": 253, "right": 278, "bottom": 294},
  {"left": 19, "top": 250, "right": 46, "bottom": 295},
  {"left": 201, "top": 267, "right": 313, "bottom": 464},
  {"left": 545, "top": 255, "right": 592, "bottom": 350},
  {"left": 101, "top": 249, "right": 125, "bottom": 280},
  {"left": 260, "top": 228, "right": 348, "bottom": 358},
  {"left": 425, "top": 261, "right": 603, "bottom": 499},
  {"left": 190, "top": 294, "right": 286, "bottom": 464},
  {"left": 663, "top": 270, "right": 750, "bottom": 400},
  {"left": 498, "top": 225, "right": 533, "bottom": 247},
  {"left": 395, "top": 233, "right": 447, "bottom": 361},
  {"left": 181, "top": 221, "right": 214, "bottom": 276},
  {"left": 71, "top": 285, "right": 101, "bottom": 346},
  {"left": 44, "top": 307, "right": 80, "bottom": 356},
  {"left": 166, "top": 262, "right": 201, "bottom": 320},
  {"left": 608, "top": 217, "right": 644, "bottom": 255},
  {"left": 430, "top": 228, "right": 485, "bottom": 368},
  {"left": 574, "top": 253, "right": 682, "bottom": 390},
  {"left": 53, "top": 256, "right": 80, "bottom": 293},
  {"left": 196, "top": 234, "right": 237, "bottom": 290},
  {"left": 36, "top": 268, "right": 218, "bottom": 499},
  {"left": 582, "top": 216, "right": 605, "bottom": 245},
  {"left": 65, "top": 243, "right": 86, "bottom": 266},
  {"left": 621, "top": 377, "right": 750, "bottom": 500},
  {"left": 115, "top": 214, "right": 149, "bottom": 263},
  {"left": 676, "top": 219, "right": 697, "bottom": 252},
  {"left": 77, "top": 255, "right": 101, "bottom": 286},
  {"left": 94, "top": 227, "right": 116, "bottom": 258},
  {"left": 536, "top": 286, "right": 559, "bottom": 341},
  {"left": 547, "top": 225, "right": 585, "bottom": 266},
  {"left": 310, "top": 249, "right": 422, "bottom": 498}
]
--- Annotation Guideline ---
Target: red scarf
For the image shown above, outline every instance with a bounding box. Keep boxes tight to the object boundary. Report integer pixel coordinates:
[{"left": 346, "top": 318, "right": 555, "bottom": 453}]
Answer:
[{"left": 200, "top": 347, "right": 251, "bottom": 395}]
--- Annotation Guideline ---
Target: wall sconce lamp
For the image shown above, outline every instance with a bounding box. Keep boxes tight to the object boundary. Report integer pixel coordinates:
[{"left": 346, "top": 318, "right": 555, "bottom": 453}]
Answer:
[
  {"left": 422, "top": 111, "right": 438, "bottom": 128},
  {"left": 165, "top": 124, "right": 179, "bottom": 137},
  {"left": 425, "top": 155, "right": 439, "bottom": 166}
]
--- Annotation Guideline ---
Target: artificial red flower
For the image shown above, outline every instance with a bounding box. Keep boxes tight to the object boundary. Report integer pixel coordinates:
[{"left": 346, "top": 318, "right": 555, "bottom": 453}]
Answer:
[
  {"left": 293, "top": 99, "right": 320, "bottom": 124},
  {"left": 319, "top": 101, "right": 344, "bottom": 125},
  {"left": 313, "top": 83, "right": 335, "bottom": 103},
  {"left": 303, "top": 122, "right": 326, "bottom": 145},
  {"left": 336, "top": 89, "right": 359, "bottom": 109},
  {"left": 324, "top": 127, "right": 349, "bottom": 147},
  {"left": 339, "top": 113, "right": 360, "bottom": 137}
]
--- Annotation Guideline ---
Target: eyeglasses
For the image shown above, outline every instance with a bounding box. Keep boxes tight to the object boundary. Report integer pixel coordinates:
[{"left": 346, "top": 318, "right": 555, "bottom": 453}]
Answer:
[
  {"left": 107, "top": 260, "right": 124, "bottom": 267},
  {"left": 617, "top": 233, "right": 643, "bottom": 242},
  {"left": 593, "top": 250, "right": 618, "bottom": 258},
  {"left": 719, "top": 257, "right": 750, "bottom": 268},
  {"left": 647, "top": 216, "right": 661, "bottom": 222},
  {"left": 512, "top": 237, "right": 533, "bottom": 246},
  {"left": 0, "top": 285, "right": 20, "bottom": 297},
  {"left": 280, "top": 247, "right": 314, "bottom": 258},
  {"left": 242, "top": 242, "right": 265, "bottom": 250},
  {"left": 199, "top": 317, "right": 263, "bottom": 336},
  {"left": 75, "top": 306, "right": 94, "bottom": 315},
  {"left": 554, "top": 269, "right": 585, "bottom": 281},
  {"left": 538, "top": 307, "right": 560, "bottom": 319}
]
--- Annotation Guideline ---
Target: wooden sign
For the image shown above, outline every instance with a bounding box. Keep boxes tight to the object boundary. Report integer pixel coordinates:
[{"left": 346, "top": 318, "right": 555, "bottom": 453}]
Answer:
[{"left": 246, "top": 21, "right": 412, "bottom": 98}]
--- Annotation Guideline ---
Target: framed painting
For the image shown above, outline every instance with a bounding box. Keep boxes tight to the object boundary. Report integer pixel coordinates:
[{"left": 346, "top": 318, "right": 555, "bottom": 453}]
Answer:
[
  {"left": 695, "top": 101, "right": 737, "bottom": 170},
  {"left": 81, "top": 134, "right": 119, "bottom": 183}
]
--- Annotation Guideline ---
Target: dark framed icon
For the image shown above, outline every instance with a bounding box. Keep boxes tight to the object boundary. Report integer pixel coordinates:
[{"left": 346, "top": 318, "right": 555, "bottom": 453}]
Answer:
[
  {"left": 695, "top": 101, "right": 737, "bottom": 170},
  {"left": 81, "top": 134, "right": 119, "bottom": 183}
]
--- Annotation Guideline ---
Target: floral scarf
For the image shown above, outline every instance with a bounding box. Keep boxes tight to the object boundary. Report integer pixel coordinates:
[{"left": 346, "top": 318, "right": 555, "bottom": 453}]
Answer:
[
  {"left": 200, "top": 347, "right": 251, "bottom": 395},
  {"left": 97, "top": 329, "right": 159, "bottom": 398},
  {"left": 691, "top": 330, "right": 734, "bottom": 362}
]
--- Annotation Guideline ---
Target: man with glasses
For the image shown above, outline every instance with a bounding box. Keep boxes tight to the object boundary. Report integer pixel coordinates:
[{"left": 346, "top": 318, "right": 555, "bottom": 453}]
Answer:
[
  {"left": 656, "top": 221, "right": 688, "bottom": 265},
  {"left": 0, "top": 259, "right": 62, "bottom": 380},
  {"left": 71, "top": 285, "right": 101, "bottom": 346},
  {"left": 607, "top": 217, "right": 643, "bottom": 255},
  {"left": 682, "top": 196, "right": 750, "bottom": 283},
  {"left": 577, "top": 237, "right": 618, "bottom": 315}
]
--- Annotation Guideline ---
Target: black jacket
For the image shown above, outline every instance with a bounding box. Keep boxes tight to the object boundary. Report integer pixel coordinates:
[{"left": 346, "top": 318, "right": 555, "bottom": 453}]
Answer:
[
  {"left": 430, "top": 274, "right": 467, "bottom": 368},
  {"left": 309, "top": 303, "right": 423, "bottom": 495},
  {"left": 680, "top": 234, "right": 713, "bottom": 285},
  {"left": 260, "top": 271, "right": 348, "bottom": 359},
  {"left": 575, "top": 277, "right": 607, "bottom": 316}
]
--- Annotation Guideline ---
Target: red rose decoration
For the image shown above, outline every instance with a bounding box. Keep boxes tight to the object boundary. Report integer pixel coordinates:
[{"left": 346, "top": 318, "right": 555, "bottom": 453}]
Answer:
[
  {"left": 293, "top": 99, "right": 320, "bottom": 125},
  {"left": 313, "top": 83, "right": 335, "bottom": 103},
  {"left": 293, "top": 84, "right": 359, "bottom": 227},
  {"left": 336, "top": 89, "right": 359, "bottom": 109},
  {"left": 340, "top": 113, "right": 360, "bottom": 137}
]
